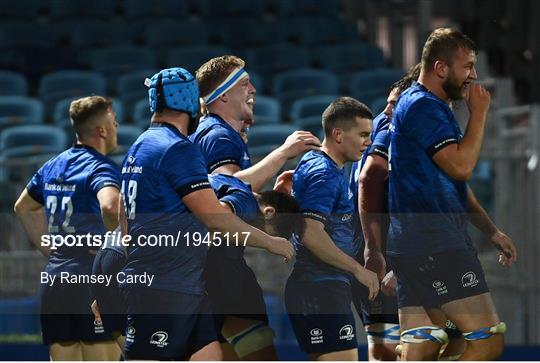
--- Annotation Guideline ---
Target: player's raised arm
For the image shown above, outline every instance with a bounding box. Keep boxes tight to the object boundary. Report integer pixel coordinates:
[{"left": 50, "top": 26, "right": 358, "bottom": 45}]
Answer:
[{"left": 183, "top": 188, "right": 294, "bottom": 261}]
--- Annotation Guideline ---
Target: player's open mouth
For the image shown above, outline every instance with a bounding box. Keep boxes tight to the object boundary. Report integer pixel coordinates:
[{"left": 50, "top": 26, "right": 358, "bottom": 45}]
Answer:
[
  {"left": 462, "top": 81, "right": 471, "bottom": 89},
  {"left": 246, "top": 98, "right": 255, "bottom": 107}
]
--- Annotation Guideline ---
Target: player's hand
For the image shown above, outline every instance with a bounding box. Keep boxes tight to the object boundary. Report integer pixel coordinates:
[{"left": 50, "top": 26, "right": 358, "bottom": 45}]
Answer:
[
  {"left": 279, "top": 131, "right": 322, "bottom": 159},
  {"left": 354, "top": 265, "right": 380, "bottom": 301},
  {"left": 266, "top": 236, "right": 295, "bottom": 262},
  {"left": 364, "top": 249, "right": 386, "bottom": 281},
  {"left": 490, "top": 230, "right": 517, "bottom": 267},
  {"left": 91, "top": 299, "right": 102, "bottom": 324},
  {"left": 466, "top": 83, "right": 491, "bottom": 116},
  {"left": 381, "top": 270, "right": 397, "bottom": 296},
  {"left": 273, "top": 170, "right": 294, "bottom": 195}
]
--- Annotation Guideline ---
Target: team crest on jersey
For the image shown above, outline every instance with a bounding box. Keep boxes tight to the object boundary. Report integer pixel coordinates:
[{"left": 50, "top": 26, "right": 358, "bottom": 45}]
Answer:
[
  {"left": 150, "top": 331, "right": 169, "bottom": 348},
  {"left": 310, "top": 328, "right": 324, "bottom": 344},
  {"left": 461, "top": 271, "right": 479, "bottom": 288},
  {"left": 339, "top": 325, "right": 355, "bottom": 341},
  {"left": 93, "top": 319, "right": 104, "bottom": 334},
  {"left": 127, "top": 156, "right": 136, "bottom": 164},
  {"left": 432, "top": 280, "right": 448, "bottom": 295}
]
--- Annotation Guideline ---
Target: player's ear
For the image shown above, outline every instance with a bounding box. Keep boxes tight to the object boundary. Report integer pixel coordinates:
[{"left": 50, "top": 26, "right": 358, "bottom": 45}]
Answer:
[
  {"left": 97, "top": 125, "right": 107, "bottom": 139},
  {"left": 333, "top": 128, "right": 343, "bottom": 144},
  {"left": 434, "top": 60, "right": 448, "bottom": 79},
  {"left": 262, "top": 205, "right": 276, "bottom": 220},
  {"left": 218, "top": 92, "right": 228, "bottom": 103}
]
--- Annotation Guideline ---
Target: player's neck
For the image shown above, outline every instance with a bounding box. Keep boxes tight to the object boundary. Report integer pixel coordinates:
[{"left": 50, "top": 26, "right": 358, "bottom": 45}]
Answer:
[
  {"left": 75, "top": 139, "right": 106, "bottom": 156},
  {"left": 151, "top": 113, "right": 189, "bottom": 136},
  {"left": 321, "top": 142, "right": 346, "bottom": 168},
  {"left": 418, "top": 73, "right": 451, "bottom": 103},
  {"left": 209, "top": 107, "right": 243, "bottom": 132}
]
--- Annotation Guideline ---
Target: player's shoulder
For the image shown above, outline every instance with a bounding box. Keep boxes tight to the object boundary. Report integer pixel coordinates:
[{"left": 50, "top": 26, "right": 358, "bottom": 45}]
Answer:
[{"left": 298, "top": 151, "right": 341, "bottom": 178}]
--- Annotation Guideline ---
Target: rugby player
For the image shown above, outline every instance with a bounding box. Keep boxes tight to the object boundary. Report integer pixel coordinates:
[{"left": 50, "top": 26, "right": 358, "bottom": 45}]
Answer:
[
  {"left": 118, "top": 67, "right": 294, "bottom": 360},
  {"left": 284, "top": 97, "right": 379, "bottom": 361},
  {"left": 387, "top": 28, "right": 517, "bottom": 360},
  {"left": 191, "top": 55, "right": 320, "bottom": 359},
  {"left": 14, "top": 96, "right": 122, "bottom": 360},
  {"left": 191, "top": 55, "right": 321, "bottom": 192}
]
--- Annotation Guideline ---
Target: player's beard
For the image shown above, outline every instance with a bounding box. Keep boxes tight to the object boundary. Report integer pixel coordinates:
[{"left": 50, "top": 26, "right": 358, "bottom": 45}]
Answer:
[{"left": 442, "top": 75, "right": 466, "bottom": 101}]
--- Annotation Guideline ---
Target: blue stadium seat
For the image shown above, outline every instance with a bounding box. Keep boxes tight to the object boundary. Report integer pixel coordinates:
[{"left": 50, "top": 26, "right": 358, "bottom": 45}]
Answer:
[
  {"left": 48, "top": 0, "right": 116, "bottom": 19},
  {"left": 0, "top": 21, "right": 57, "bottom": 48},
  {"left": 353, "top": 89, "right": 389, "bottom": 109},
  {"left": 123, "top": 0, "right": 190, "bottom": 19},
  {"left": 143, "top": 21, "right": 210, "bottom": 48},
  {"left": 370, "top": 96, "right": 389, "bottom": 116},
  {"left": 216, "top": 18, "right": 275, "bottom": 48},
  {"left": 349, "top": 68, "right": 404, "bottom": 96},
  {"left": 350, "top": 68, "right": 402, "bottom": 101},
  {"left": 114, "top": 125, "right": 143, "bottom": 156},
  {"left": 132, "top": 98, "right": 151, "bottom": 128},
  {"left": 0, "top": 125, "right": 66, "bottom": 157},
  {"left": 253, "top": 96, "right": 281, "bottom": 125},
  {"left": 0, "top": 71, "right": 27, "bottom": 96},
  {"left": 272, "top": 69, "right": 339, "bottom": 118},
  {"left": 115, "top": 69, "right": 157, "bottom": 120},
  {"left": 0, "top": 96, "right": 43, "bottom": 129},
  {"left": 165, "top": 46, "right": 231, "bottom": 73},
  {"left": 0, "top": 0, "right": 43, "bottom": 20},
  {"left": 38, "top": 70, "right": 107, "bottom": 117},
  {"left": 268, "top": 0, "right": 341, "bottom": 16},
  {"left": 247, "top": 124, "right": 299, "bottom": 148},
  {"left": 315, "top": 43, "right": 372, "bottom": 72},
  {"left": 245, "top": 44, "right": 311, "bottom": 77},
  {"left": 199, "top": 0, "right": 264, "bottom": 17},
  {"left": 276, "top": 16, "right": 357, "bottom": 46},
  {"left": 88, "top": 46, "right": 158, "bottom": 86},
  {"left": 292, "top": 116, "right": 323, "bottom": 136},
  {"left": 290, "top": 95, "right": 339, "bottom": 121},
  {"left": 249, "top": 72, "right": 264, "bottom": 94},
  {"left": 71, "top": 20, "right": 131, "bottom": 49},
  {"left": 53, "top": 97, "right": 125, "bottom": 127}
]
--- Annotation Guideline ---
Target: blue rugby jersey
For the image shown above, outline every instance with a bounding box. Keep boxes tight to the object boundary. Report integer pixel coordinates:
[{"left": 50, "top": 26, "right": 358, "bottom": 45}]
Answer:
[
  {"left": 387, "top": 82, "right": 471, "bottom": 257},
  {"left": 208, "top": 173, "right": 259, "bottom": 259},
  {"left": 291, "top": 150, "right": 357, "bottom": 284},
  {"left": 26, "top": 144, "right": 120, "bottom": 276},
  {"left": 120, "top": 123, "right": 212, "bottom": 294},
  {"left": 189, "top": 113, "right": 251, "bottom": 172}
]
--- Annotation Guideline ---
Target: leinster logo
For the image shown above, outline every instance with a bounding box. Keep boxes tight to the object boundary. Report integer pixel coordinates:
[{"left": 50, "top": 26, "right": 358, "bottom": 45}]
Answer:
[
  {"left": 127, "top": 155, "right": 136, "bottom": 165},
  {"left": 339, "top": 325, "right": 355, "bottom": 341},
  {"left": 461, "top": 271, "right": 479, "bottom": 288},
  {"left": 150, "top": 331, "right": 169, "bottom": 348}
]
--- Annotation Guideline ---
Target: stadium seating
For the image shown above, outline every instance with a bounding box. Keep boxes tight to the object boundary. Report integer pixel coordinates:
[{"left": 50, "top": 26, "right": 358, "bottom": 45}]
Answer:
[
  {"left": 48, "top": 0, "right": 116, "bottom": 20},
  {"left": 0, "top": 96, "right": 43, "bottom": 130},
  {"left": 245, "top": 44, "right": 311, "bottom": 77},
  {"left": 38, "top": 70, "right": 107, "bottom": 117},
  {"left": 114, "top": 125, "right": 143, "bottom": 156},
  {"left": 199, "top": 0, "right": 265, "bottom": 18},
  {"left": 71, "top": 20, "right": 131, "bottom": 49},
  {"left": 0, "top": 21, "right": 57, "bottom": 48},
  {"left": 253, "top": 96, "right": 281, "bottom": 125},
  {"left": 247, "top": 124, "right": 299, "bottom": 148},
  {"left": 0, "top": 71, "right": 28, "bottom": 96},
  {"left": 132, "top": 98, "right": 151, "bottom": 128},
  {"left": 0, "top": 125, "right": 67, "bottom": 158},
  {"left": 370, "top": 96, "right": 388, "bottom": 115},
  {"left": 291, "top": 116, "right": 323, "bottom": 136},
  {"left": 349, "top": 68, "right": 404, "bottom": 102},
  {"left": 143, "top": 20, "right": 210, "bottom": 49},
  {"left": 123, "top": 0, "right": 190, "bottom": 19},
  {"left": 52, "top": 97, "right": 125, "bottom": 127},
  {"left": 165, "top": 46, "right": 231, "bottom": 73},
  {"left": 290, "top": 95, "right": 339, "bottom": 121},
  {"left": 87, "top": 46, "right": 158, "bottom": 86},
  {"left": 115, "top": 69, "right": 157, "bottom": 119},
  {"left": 0, "top": 0, "right": 43, "bottom": 20}
]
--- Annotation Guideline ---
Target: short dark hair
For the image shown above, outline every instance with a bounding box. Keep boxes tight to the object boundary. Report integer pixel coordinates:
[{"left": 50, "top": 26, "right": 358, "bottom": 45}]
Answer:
[
  {"left": 421, "top": 27, "right": 477, "bottom": 71},
  {"left": 69, "top": 96, "right": 112, "bottom": 138},
  {"left": 258, "top": 190, "right": 305, "bottom": 239},
  {"left": 322, "top": 97, "right": 373, "bottom": 137},
  {"left": 391, "top": 63, "right": 421, "bottom": 94}
]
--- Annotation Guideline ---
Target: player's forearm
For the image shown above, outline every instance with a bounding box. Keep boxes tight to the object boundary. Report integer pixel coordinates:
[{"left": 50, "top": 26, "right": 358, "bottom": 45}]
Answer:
[
  {"left": 302, "top": 225, "right": 361, "bottom": 274},
  {"left": 455, "top": 111, "right": 488, "bottom": 175},
  {"left": 467, "top": 186, "right": 498, "bottom": 236},
  {"left": 15, "top": 211, "right": 50, "bottom": 257},
  {"left": 359, "top": 164, "right": 387, "bottom": 252},
  {"left": 234, "top": 148, "right": 287, "bottom": 192}
]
